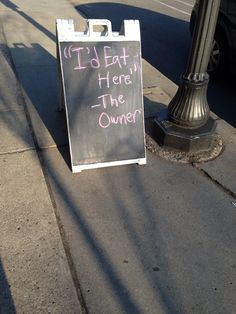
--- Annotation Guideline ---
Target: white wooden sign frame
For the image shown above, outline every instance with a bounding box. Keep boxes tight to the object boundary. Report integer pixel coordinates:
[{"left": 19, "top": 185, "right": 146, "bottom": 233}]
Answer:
[{"left": 56, "top": 19, "right": 146, "bottom": 172}]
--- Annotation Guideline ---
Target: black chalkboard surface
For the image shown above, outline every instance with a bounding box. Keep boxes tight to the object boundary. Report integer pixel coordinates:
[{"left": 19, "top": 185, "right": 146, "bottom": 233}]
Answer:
[{"left": 57, "top": 19, "right": 146, "bottom": 172}]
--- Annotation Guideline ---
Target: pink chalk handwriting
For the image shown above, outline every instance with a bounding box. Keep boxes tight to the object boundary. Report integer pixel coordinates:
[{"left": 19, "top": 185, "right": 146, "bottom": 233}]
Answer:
[{"left": 98, "top": 109, "right": 142, "bottom": 129}]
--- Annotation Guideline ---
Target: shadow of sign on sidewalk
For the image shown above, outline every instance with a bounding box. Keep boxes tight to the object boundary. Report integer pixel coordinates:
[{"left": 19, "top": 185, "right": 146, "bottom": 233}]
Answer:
[
  {"left": 8, "top": 43, "right": 68, "bottom": 150},
  {"left": 0, "top": 259, "right": 16, "bottom": 313}
]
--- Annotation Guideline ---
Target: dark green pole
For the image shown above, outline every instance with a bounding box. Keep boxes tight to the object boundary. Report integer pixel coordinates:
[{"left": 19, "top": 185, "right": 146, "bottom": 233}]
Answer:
[{"left": 153, "top": 0, "right": 221, "bottom": 152}]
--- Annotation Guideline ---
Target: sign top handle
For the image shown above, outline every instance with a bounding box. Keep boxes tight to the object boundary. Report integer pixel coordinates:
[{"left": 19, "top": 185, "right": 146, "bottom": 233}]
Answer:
[{"left": 56, "top": 18, "right": 141, "bottom": 42}]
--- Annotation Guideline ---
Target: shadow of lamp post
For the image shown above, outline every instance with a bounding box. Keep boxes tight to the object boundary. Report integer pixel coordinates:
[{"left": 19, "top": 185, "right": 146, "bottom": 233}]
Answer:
[{"left": 153, "top": 0, "right": 221, "bottom": 152}]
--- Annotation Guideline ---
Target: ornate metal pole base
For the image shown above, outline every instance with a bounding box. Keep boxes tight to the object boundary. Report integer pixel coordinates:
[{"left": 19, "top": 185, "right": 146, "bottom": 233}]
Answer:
[
  {"left": 168, "top": 75, "right": 210, "bottom": 128},
  {"left": 153, "top": 76, "right": 217, "bottom": 152},
  {"left": 153, "top": 114, "right": 217, "bottom": 152},
  {"left": 152, "top": 0, "right": 221, "bottom": 154}
]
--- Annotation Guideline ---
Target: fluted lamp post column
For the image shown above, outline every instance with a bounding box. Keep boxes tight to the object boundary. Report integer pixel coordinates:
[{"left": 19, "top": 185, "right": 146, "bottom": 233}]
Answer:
[{"left": 153, "top": 0, "right": 221, "bottom": 152}]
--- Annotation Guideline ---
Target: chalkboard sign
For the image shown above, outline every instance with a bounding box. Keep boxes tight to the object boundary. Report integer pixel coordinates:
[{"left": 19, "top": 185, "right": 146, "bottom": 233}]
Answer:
[{"left": 56, "top": 19, "right": 146, "bottom": 172}]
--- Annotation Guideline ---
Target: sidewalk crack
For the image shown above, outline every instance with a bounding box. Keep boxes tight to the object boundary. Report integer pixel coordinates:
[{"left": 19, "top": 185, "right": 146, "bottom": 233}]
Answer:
[{"left": 192, "top": 164, "right": 236, "bottom": 200}]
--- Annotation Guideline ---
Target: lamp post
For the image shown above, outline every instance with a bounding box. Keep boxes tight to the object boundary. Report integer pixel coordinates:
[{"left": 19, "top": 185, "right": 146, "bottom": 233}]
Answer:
[{"left": 153, "top": 0, "right": 221, "bottom": 152}]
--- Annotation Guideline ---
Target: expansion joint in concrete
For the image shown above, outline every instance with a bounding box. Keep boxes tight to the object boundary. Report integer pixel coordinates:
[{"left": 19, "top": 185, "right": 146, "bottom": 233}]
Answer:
[
  {"left": 0, "top": 147, "right": 36, "bottom": 156},
  {"left": 193, "top": 165, "right": 236, "bottom": 200}
]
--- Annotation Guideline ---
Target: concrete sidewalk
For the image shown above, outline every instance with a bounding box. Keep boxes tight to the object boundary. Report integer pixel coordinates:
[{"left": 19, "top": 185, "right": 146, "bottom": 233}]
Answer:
[
  {"left": 0, "top": 0, "right": 236, "bottom": 313},
  {"left": 0, "top": 13, "right": 83, "bottom": 313}
]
